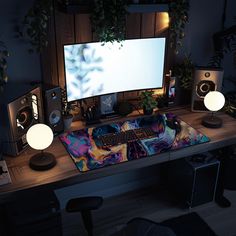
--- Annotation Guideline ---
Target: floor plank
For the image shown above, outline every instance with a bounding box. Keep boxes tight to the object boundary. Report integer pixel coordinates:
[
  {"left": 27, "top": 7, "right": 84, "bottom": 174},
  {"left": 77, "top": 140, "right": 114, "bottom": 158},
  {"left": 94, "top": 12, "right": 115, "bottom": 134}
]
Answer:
[{"left": 62, "top": 186, "right": 236, "bottom": 236}]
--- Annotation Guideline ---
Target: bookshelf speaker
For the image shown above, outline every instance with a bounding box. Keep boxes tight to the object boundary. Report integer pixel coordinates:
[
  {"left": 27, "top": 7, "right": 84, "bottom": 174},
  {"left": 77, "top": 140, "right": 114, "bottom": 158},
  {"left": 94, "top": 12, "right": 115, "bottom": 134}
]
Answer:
[
  {"left": 0, "top": 84, "right": 43, "bottom": 156},
  {"left": 191, "top": 67, "right": 224, "bottom": 112},
  {"left": 43, "top": 86, "right": 64, "bottom": 135}
]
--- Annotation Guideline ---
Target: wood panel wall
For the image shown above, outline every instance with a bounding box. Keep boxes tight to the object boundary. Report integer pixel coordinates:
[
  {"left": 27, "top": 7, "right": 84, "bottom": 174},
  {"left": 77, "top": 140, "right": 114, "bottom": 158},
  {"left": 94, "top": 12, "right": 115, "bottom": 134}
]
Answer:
[{"left": 41, "top": 10, "right": 170, "bottom": 104}]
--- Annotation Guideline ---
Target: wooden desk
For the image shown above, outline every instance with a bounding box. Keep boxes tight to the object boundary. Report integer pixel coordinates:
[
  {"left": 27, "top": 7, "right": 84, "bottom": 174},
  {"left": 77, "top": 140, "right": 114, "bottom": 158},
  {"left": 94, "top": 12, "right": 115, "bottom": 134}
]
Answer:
[{"left": 1, "top": 106, "right": 236, "bottom": 201}]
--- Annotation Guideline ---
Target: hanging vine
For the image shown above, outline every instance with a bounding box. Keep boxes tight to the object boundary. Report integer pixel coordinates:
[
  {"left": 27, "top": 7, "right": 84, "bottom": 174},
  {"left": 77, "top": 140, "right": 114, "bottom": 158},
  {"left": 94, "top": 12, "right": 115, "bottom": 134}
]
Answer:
[
  {"left": 16, "top": 0, "right": 53, "bottom": 53},
  {"left": 0, "top": 41, "right": 10, "bottom": 90},
  {"left": 169, "top": 0, "right": 189, "bottom": 54},
  {"left": 90, "top": 0, "right": 128, "bottom": 45}
]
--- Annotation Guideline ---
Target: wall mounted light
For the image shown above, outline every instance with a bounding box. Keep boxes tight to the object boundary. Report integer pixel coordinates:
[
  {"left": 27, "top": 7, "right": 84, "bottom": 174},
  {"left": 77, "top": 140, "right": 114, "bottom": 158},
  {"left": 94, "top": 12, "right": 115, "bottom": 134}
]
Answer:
[
  {"left": 202, "top": 91, "right": 225, "bottom": 128},
  {"left": 155, "top": 12, "right": 169, "bottom": 34},
  {"left": 26, "top": 123, "right": 56, "bottom": 171}
]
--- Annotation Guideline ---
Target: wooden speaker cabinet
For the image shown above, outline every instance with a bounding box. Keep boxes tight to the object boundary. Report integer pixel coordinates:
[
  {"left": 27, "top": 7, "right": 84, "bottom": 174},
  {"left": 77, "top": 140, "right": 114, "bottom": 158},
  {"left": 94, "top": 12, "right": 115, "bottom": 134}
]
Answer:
[{"left": 0, "top": 84, "right": 43, "bottom": 156}]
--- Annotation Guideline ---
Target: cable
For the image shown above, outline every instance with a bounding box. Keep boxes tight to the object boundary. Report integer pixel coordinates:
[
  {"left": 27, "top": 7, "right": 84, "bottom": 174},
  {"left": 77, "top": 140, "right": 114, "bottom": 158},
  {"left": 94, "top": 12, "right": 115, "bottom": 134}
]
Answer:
[
  {"left": 0, "top": 141, "right": 3, "bottom": 160},
  {"left": 221, "top": 0, "right": 228, "bottom": 30}
]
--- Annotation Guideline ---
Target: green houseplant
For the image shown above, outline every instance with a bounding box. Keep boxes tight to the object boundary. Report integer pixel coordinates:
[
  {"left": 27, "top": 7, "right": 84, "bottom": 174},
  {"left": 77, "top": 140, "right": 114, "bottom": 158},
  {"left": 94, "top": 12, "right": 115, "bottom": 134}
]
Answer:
[
  {"left": 140, "top": 91, "right": 157, "bottom": 115},
  {"left": 0, "top": 41, "right": 10, "bottom": 90},
  {"left": 172, "top": 55, "right": 194, "bottom": 90},
  {"left": 18, "top": 0, "right": 128, "bottom": 52},
  {"left": 90, "top": 0, "right": 128, "bottom": 45}
]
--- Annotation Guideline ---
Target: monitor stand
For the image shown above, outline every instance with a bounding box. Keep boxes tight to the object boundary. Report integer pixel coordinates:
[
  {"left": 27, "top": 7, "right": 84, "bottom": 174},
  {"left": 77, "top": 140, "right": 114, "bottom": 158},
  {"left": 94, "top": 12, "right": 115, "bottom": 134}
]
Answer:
[
  {"left": 85, "top": 119, "right": 101, "bottom": 126},
  {"left": 100, "top": 93, "right": 118, "bottom": 118}
]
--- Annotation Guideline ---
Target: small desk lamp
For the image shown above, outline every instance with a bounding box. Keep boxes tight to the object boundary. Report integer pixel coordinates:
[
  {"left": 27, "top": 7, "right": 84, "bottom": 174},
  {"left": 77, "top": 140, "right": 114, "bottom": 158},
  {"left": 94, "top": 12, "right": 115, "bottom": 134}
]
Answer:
[
  {"left": 26, "top": 123, "right": 56, "bottom": 171},
  {"left": 202, "top": 91, "right": 225, "bottom": 128}
]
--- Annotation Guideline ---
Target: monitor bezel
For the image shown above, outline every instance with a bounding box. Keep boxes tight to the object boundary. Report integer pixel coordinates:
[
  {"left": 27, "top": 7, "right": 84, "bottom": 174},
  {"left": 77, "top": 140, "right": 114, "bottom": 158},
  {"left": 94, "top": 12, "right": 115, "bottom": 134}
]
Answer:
[{"left": 63, "top": 37, "right": 167, "bottom": 103}]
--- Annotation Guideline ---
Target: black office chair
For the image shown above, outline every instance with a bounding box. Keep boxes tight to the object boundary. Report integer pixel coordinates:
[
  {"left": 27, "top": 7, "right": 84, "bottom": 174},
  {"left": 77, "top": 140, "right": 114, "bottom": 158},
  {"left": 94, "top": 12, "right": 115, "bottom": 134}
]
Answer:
[{"left": 65, "top": 196, "right": 103, "bottom": 236}]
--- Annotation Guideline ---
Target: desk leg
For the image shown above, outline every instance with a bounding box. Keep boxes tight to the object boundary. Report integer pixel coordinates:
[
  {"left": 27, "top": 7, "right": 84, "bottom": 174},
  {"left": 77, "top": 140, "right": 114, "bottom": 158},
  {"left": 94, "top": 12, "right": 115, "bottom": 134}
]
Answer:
[
  {"left": 215, "top": 148, "right": 231, "bottom": 208},
  {"left": 0, "top": 204, "right": 8, "bottom": 236}
]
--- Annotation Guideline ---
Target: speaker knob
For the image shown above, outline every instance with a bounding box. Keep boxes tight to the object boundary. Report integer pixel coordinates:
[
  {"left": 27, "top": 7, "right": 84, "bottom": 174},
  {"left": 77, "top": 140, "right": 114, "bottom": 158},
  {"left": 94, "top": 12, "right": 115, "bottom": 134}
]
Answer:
[
  {"left": 20, "top": 97, "right": 28, "bottom": 105},
  {"left": 51, "top": 92, "right": 57, "bottom": 98}
]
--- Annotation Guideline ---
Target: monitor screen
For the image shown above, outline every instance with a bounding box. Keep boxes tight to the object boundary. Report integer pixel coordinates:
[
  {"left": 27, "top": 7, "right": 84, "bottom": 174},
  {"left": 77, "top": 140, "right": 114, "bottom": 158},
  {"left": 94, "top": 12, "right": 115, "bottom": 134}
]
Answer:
[{"left": 64, "top": 37, "right": 166, "bottom": 102}]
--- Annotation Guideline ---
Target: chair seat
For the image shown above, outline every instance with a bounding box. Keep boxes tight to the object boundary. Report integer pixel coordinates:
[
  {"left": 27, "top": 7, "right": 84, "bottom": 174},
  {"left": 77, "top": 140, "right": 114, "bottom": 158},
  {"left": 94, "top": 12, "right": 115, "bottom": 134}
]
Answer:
[{"left": 66, "top": 196, "right": 103, "bottom": 212}]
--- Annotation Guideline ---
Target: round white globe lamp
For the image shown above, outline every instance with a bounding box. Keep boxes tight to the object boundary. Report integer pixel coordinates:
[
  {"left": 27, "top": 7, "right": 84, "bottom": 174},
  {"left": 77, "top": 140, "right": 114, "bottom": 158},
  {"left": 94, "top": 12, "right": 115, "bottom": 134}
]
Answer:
[
  {"left": 26, "top": 123, "right": 56, "bottom": 170},
  {"left": 202, "top": 91, "right": 225, "bottom": 128}
]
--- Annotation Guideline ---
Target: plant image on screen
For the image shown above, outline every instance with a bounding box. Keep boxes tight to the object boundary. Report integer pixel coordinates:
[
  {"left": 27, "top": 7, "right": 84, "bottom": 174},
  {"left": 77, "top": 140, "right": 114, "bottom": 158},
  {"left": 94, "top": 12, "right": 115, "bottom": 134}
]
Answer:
[
  {"left": 64, "top": 44, "right": 104, "bottom": 100},
  {"left": 64, "top": 38, "right": 166, "bottom": 102}
]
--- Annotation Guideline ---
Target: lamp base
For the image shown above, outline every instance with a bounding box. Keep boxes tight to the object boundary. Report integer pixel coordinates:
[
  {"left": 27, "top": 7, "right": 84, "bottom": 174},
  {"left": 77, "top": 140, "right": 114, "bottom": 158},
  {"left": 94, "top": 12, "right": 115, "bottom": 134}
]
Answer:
[
  {"left": 202, "top": 115, "right": 223, "bottom": 128},
  {"left": 29, "top": 152, "right": 56, "bottom": 171}
]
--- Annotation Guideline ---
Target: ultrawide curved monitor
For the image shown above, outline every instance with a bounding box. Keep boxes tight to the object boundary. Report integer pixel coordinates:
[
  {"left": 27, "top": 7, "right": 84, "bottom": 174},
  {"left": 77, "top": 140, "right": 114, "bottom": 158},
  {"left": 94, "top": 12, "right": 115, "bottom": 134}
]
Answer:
[{"left": 64, "top": 37, "right": 166, "bottom": 102}]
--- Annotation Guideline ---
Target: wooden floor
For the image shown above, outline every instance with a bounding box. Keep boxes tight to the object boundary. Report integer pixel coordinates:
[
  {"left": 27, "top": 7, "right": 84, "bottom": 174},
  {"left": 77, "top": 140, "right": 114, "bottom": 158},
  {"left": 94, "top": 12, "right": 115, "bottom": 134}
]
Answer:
[{"left": 62, "top": 186, "right": 236, "bottom": 236}]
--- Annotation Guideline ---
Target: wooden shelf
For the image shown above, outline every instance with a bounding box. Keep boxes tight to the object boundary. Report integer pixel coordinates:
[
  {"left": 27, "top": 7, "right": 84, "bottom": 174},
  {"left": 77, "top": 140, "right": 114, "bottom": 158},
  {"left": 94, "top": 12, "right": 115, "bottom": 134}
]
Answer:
[
  {"left": 127, "top": 4, "right": 169, "bottom": 13},
  {"left": 59, "top": 3, "right": 169, "bottom": 14}
]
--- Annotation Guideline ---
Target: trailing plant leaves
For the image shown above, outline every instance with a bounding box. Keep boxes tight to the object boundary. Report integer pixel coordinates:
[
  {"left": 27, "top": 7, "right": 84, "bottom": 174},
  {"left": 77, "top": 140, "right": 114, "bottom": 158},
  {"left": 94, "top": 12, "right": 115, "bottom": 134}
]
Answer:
[
  {"left": 17, "top": 0, "right": 53, "bottom": 53},
  {"left": 208, "top": 26, "right": 236, "bottom": 67},
  {"left": 169, "top": 0, "right": 189, "bottom": 54},
  {"left": 172, "top": 55, "right": 194, "bottom": 90},
  {"left": 0, "top": 41, "right": 9, "bottom": 89},
  {"left": 91, "top": 0, "right": 128, "bottom": 45}
]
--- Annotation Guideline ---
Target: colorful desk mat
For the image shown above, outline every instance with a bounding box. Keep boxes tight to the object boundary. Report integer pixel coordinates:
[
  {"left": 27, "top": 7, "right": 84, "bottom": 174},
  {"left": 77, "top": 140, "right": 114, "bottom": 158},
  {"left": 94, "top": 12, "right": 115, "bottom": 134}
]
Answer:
[{"left": 59, "top": 113, "right": 210, "bottom": 172}]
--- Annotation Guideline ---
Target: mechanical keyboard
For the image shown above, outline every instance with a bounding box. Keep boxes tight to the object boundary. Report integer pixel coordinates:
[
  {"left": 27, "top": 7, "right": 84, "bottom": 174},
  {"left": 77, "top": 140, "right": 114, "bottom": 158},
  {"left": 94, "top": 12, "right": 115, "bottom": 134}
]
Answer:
[{"left": 97, "top": 127, "right": 156, "bottom": 147}]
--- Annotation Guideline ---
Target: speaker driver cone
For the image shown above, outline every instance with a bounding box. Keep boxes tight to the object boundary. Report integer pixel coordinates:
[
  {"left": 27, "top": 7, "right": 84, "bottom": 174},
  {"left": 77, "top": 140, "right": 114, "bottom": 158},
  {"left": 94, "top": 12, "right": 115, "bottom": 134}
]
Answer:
[
  {"left": 196, "top": 80, "right": 216, "bottom": 98},
  {"left": 49, "top": 110, "right": 61, "bottom": 125},
  {"left": 16, "top": 106, "right": 33, "bottom": 131}
]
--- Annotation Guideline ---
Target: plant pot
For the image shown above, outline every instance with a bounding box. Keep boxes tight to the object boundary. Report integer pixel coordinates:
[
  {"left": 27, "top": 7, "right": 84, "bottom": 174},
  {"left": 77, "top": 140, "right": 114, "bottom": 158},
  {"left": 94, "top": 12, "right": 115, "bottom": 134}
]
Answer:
[
  {"left": 143, "top": 107, "right": 153, "bottom": 115},
  {"left": 63, "top": 114, "right": 73, "bottom": 131}
]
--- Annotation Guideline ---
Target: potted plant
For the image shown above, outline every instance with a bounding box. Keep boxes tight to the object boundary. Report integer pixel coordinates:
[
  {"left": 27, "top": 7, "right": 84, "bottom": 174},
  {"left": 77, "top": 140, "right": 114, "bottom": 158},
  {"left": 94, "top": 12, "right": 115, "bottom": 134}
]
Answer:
[
  {"left": 0, "top": 41, "right": 9, "bottom": 90},
  {"left": 90, "top": 0, "right": 128, "bottom": 45},
  {"left": 140, "top": 91, "right": 157, "bottom": 115},
  {"left": 61, "top": 89, "right": 73, "bottom": 130}
]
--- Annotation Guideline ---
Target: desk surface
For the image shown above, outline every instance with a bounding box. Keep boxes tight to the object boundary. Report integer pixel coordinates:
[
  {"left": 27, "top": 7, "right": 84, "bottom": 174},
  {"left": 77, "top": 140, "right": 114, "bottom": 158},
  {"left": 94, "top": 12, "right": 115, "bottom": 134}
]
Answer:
[{"left": 1, "top": 106, "right": 236, "bottom": 199}]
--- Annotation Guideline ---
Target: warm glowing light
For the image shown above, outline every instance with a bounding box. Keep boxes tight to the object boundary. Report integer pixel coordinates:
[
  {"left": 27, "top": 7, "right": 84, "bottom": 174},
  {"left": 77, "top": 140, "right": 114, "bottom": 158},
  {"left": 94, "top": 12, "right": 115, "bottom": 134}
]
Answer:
[
  {"left": 204, "top": 91, "right": 225, "bottom": 112},
  {"left": 26, "top": 123, "right": 53, "bottom": 150},
  {"left": 156, "top": 12, "right": 169, "bottom": 33},
  {"left": 153, "top": 88, "right": 164, "bottom": 95},
  {"left": 161, "top": 12, "right": 170, "bottom": 27}
]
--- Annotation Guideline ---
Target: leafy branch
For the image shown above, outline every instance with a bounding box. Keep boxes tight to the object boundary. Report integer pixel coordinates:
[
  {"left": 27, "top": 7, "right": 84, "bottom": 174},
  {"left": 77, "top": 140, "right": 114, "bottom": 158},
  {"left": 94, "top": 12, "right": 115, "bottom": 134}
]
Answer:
[
  {"left": 16, "top": 0, "right": 53, "bottom": 53},
  {"left": 172, "top": 55, "right": 194, "bottom": 90},
  {"left": 208, "top": 25, "right": 236, "bottom": 67},
  {"left": 90, "top": 0, "right": 128, "bottom": 45},
  {"left": 0, "top": 41, "right": 10, "bottom": 89},
  {"left": 169, "top": 0, "right": 189, "bottom": 54}
]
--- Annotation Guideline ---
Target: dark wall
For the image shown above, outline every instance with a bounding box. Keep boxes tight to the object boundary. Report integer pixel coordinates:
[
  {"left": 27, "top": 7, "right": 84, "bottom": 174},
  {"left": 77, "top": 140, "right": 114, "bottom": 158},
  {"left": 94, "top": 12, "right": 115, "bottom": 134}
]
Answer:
[
  {"left": 179, "top": 0, "right": 236, "bottom": 92},
  {"left": 0, "top": 0, "right": 42, "bottom": 84},
  {"left": 1, "top": 0, "right": 235, "bottom": 87}
]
